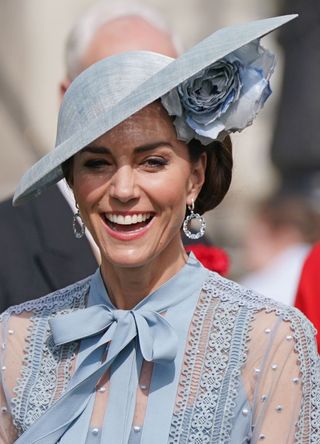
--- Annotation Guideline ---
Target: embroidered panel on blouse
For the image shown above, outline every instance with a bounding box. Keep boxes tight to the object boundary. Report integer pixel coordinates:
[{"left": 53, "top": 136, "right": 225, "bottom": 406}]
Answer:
[
  {"left": 0, "top": 271, "right": 319, "bottom": 443},
  {"left": 169, "top": 274, "right": 320, "bottom": 443},
  {"left": 0, "top": 278, "right": 90, "bottom": 440}
]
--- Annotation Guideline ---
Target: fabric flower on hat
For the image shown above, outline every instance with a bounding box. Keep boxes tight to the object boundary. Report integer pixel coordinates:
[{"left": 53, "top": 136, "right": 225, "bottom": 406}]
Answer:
[{"left": 161, "top": 39, "right": 275, "bottom": 144}]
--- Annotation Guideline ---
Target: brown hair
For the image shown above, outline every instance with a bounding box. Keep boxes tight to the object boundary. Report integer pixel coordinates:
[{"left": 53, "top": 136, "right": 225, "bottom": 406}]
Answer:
[
  {"left": 61, "top": 157, "right": 73, "bottom": 186},
  {"left": 256, "top": 195, "right": 320, "bottom": 243},
  {"left": 62, "top": 135, "right": 233, "bottom": 215},
  {"left": 188, "top": 135, "right": 233, "bottom": 215}
]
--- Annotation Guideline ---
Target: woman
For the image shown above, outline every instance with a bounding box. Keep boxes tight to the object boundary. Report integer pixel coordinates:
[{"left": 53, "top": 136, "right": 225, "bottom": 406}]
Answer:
[{"left": 0, "top": 14, "right": 319, "bottom": 444}]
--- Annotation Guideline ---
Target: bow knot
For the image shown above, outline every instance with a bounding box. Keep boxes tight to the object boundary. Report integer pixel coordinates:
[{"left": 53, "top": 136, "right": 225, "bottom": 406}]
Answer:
[
  {"left": 50, "top": 303, "right": 178, "bottom": 364},
  {"left": 112, "top": 309, "right": 129, "bottom": 322},
  {"left": 14, "top": 255, "right": 206, "bottom": 443}
]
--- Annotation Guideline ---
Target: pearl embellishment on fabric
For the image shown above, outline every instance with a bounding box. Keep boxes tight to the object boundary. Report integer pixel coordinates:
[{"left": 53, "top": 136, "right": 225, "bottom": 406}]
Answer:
[
  {"left": 1, "top": 406, "right": 7, "bottom": 413},
  {"left": 91, "top": 428, "right": 99, "bottom": 435},
  {"left": 271, "top": 364, "right": 278, "bottom": 370},
  {"left": 276, "top": 405, "right": 284, "bottom": 412},
  {"left": 259, "top": 434, "right": 266, "bottom": 440},
  {"left": 264, "top": 328, "right": 271, "bottom": 334},
  {"left": 261, "top": 394, "right": 268, "bottom": 402},
  {"left": 1, "top": 366, "right": 6, "bottom": 371},
  {"left": 8, "top": 330, "right": 14, "bottom": 335},
  {"left": 97, "top": 387, "right": 106, "bottom": 393},
  {"left": 286, "top": 335, "right": 293, "bottom": 341},
  {"left": 140, "top": 384, "right": 148, "bottom": 390},
  {"left": 133, "top": 426, "right": 142, "bottom": 433},
  {"left": 292, "top": 377, "right": 300, "bottom": 384},
  {"left": 242, "top": 408, "right": 249, "bottom": 416},
  {"left": 254, "top": 368, "right": 261, "bottom": 374}
]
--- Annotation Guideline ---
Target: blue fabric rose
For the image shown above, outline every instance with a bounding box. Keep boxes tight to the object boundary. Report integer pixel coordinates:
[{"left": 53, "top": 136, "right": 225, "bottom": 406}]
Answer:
[{"left": 161, "top": 39, "right": 275, "bottom": 144}]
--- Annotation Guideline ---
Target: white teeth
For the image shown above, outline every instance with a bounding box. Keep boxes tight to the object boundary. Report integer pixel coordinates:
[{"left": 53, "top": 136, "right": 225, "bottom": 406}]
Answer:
[
  {"left": 117, "top": 215, "right": 125, "bottom": 225},
  {"left": 106, "top": 213, "right": 151, "bottom": 225}
]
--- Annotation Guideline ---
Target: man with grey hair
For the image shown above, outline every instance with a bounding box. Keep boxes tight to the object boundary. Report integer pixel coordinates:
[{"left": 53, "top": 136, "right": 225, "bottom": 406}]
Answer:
[
  {"left": 61, "top": 0, "right": 180, "bottom": 93},
  {"left": 0, "top": 0, "right": 179, "bottom": 311}
]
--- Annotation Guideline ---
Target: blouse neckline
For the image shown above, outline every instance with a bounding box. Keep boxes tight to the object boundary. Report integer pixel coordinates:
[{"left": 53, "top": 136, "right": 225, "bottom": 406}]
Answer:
[
  {"left": 88, "top": 252, "right": 204, "bottom": 311},
  {"left": 15, "top": 252, "right": 210, "bottom": 444}
]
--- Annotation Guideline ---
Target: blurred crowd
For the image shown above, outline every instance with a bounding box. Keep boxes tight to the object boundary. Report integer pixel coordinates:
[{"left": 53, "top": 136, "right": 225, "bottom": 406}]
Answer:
[{"left": 240, "top": 0, "right": 320, "bottom": 349}]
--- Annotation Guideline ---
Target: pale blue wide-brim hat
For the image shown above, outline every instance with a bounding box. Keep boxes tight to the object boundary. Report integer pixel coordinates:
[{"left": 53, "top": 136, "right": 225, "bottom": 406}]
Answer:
[{"left": 13, "top": 14, "right": 296, "bottom": 205}]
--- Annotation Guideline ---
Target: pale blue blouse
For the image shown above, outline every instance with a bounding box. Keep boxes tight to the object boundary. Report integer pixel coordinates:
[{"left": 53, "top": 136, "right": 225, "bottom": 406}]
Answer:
[
  {"left": 82, "top": 258, "right": 250, "bottom": 444},
  {"left": 1, "top": 253, "right": 319, "bottom": 443}
]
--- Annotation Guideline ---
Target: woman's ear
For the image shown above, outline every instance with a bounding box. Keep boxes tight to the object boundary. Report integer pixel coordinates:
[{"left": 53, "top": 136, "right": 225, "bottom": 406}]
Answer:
[{"left": 187, "top": 152, "right": 207, "bottom": 202}]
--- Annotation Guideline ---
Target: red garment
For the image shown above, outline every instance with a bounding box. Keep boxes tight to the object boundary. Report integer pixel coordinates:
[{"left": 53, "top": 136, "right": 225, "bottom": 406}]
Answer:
[
  {"left": 295, "top": 243, "right": 320, "bottom": 352},
  {"left": 185, "top": 244, "right": 229, "bottom": 276}
]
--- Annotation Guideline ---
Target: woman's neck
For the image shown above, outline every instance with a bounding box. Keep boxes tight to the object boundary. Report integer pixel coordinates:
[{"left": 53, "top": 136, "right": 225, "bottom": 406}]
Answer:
[{"left": 100, "top": 241, "right": 188, "bottom": 309}]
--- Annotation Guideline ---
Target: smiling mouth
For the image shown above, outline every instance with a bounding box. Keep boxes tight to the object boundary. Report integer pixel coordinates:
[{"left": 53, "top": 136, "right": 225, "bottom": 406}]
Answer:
[{"left": 102, "top": 213, "right": 154, "bottom": 232}]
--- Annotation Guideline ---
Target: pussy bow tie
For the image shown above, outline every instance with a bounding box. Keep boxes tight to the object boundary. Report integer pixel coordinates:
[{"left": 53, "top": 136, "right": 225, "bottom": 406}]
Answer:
[{"left": 15, "top": 303, "right": 178, "bottom": 444}]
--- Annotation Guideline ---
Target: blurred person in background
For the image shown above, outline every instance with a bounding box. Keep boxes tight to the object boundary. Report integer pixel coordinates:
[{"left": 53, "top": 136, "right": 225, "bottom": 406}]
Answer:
[
  {"left": 0, "top": 0, "right": 180, "bottom": 311},
  {"left": 240, "top": 195, "right": 320, "bottom": 305},
  {"left": 271, "top": 0, "right": 320, "bottom": 200},
  {"left": 295, "top": 241, "right": 320, "bottom": 351},
  {"left": 245, "top": 0, "right": 320, "bottom": 351}
]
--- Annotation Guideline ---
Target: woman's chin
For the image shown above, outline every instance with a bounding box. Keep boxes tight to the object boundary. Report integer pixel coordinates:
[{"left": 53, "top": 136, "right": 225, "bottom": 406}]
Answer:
[{"left": 101, "top": 248, "right": 154, "bottom": 270}]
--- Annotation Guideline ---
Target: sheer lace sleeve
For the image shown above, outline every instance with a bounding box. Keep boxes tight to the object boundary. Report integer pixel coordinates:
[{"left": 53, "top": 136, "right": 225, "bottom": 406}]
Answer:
[
  {"left": 0, "top": 310, "right": 22, "bottom": 442},
  {"left": 0, "top": 376, "right": 17, "bottom": 443},
  {"left": 242, "top": 308, "right": 320, "bottom": 442}
]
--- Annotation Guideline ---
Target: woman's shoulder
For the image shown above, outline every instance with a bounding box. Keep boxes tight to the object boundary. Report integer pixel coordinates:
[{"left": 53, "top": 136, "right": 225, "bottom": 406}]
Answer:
[
  {"left": 205, "top": 272, "right": 319, "bottom": 421},
  {"left": 0, "top": 275, "right": 92, "bottom": 321},
  {"left": 205, "top": 270, "right": 316, "bottom": 334}
]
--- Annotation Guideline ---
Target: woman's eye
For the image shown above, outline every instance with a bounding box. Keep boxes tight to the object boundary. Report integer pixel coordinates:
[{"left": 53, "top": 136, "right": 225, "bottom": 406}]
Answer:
[
  {"left": 84, "top": 159, "right": 110, "bottom": 169},
  {"left": 143, "top": 157, "right": 168, "bottom": 169}
]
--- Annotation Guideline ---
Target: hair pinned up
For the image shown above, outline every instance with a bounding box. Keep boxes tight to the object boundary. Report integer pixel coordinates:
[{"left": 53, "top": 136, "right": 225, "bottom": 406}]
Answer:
[{"left": 188, "top": 136, "right": 232, "bottom": 215}]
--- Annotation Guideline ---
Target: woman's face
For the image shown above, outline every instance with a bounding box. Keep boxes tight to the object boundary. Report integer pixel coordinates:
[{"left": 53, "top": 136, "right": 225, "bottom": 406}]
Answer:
[{"left": 71, "top": 102, "right": 206, "bottom": 269}]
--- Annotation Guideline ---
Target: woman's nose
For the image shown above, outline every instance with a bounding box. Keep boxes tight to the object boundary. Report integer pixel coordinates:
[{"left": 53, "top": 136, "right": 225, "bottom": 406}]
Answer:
[{"left": 109, "top": 166, "right": 139, "bottom": 202}]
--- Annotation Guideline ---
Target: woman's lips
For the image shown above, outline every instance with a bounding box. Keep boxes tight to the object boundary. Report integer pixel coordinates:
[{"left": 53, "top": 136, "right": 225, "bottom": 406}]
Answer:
[
  {"left": 101, "top": 212, "right": 155, "bottom": 240},
  {"left": 105, "top": 212, "right": 152, "bottom": 226}
]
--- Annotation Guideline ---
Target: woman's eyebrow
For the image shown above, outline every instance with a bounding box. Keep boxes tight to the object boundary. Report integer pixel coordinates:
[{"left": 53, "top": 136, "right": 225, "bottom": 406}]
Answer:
[
  {"left": 81, "top": 146, "right": 111, "bottom": 155},
  {"left": 81, "top": 142, "right": 173, "bottom": 155},
  {"left": 135, "top": 141, "right": 173, "bottom": 153}
]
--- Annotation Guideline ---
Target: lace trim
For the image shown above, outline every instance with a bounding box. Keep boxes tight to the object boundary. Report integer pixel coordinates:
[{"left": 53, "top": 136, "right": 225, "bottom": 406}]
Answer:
[
  {"left": 1, "top": 272, "right": 319, "bottom": 442},
  {"left": 169, "top": 272, "right": 320, "bottom": 443},
  {"left": 169, "top": 280, "right": 253, "bottom": 442},
  {"left": 290, "top": 310, "right": 320, "bottom": 443},
  {"left": 169, "top": 291, "right": 213, "bottom": 442},
  {"left": 211, "top": 306, "right": 252, "bottom": 442},
  {"left": 204, "top": 273, "right": 320, "bottom": 443},
  {"left": 4, "top": 277, "right": 91, "bottom": 435}
]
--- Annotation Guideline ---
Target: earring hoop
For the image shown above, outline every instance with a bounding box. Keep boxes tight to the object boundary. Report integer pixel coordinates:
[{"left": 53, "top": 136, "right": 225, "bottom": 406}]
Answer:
[
  {"left": 183, "top": 199, "right": 206, "bottom": 239},
  {"left": 73, "top": 204, "right": 85, "bottom": 239}
]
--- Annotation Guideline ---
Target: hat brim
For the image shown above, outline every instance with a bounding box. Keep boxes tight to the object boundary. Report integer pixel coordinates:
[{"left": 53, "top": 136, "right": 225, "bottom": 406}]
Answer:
[{"left": 13, "top": 14, "right": 297, "bottom": 206}]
